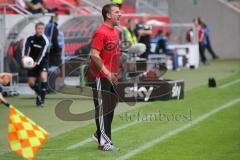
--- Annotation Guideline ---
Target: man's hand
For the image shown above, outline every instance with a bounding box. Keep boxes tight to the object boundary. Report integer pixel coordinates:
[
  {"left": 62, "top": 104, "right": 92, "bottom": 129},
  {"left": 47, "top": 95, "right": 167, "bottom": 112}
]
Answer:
[
  {"left": 106, "top": 72, "right": 118, "bottom": 85},
  {"left": 33, "top": 62, "right": 37, "bottom": 68}
]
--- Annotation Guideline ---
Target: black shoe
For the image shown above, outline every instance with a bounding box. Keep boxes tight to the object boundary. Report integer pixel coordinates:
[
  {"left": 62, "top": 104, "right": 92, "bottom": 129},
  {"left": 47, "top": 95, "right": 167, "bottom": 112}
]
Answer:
[
  {"left": 203, "top": 61, "right": 209, "bottom": 65},
  {"left": 36, "top": 95, "right": 43, "bottom": 107},
  {"left": 40, "top": 103, "right": 44, "bottom": 107},
  {"left": 213, "top": 56, "right": 219, "bottom": 60}
]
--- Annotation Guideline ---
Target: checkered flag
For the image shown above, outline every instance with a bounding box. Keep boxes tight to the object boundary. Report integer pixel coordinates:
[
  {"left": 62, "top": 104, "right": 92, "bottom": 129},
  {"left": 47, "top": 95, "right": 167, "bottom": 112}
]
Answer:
[{"left": 8, "top": 105, "right": 48, "bottom": 160}]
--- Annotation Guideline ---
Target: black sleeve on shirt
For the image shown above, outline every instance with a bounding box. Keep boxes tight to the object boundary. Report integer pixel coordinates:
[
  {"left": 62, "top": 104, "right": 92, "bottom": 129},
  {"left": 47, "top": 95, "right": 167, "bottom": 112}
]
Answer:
[{"left": 22, "top": 36, "right": 31, "bottom": 57}]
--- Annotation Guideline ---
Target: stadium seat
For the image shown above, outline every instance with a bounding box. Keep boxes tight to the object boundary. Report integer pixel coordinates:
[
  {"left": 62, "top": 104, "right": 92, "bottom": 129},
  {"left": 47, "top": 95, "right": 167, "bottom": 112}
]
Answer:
[
  {"left": 0, "top": 0, "right": 15, "bottom": 4},
  {"left": 64, "top": 42, "right": 88, "bottom": 55},
  {"left": 122, "top": 6, "right": 136, "bottom": 14},
  {"left": 45, "top": 0, "right": 71, "bottom": 14},
  {"left": 0, "top": 0, "right": 18, "bottom": 14}
]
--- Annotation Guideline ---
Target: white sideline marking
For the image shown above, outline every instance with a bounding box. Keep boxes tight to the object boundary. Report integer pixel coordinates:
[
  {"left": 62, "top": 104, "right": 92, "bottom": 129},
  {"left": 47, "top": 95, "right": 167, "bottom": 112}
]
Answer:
[
  {"left": 116, "top": 98, "right": 240, "bottom": 160},
  {"left": 66, "top": 121, "right": 139, "bottom": 150},
  {"left": 219, "top": 79, "right": 240, "bottom": 89}
]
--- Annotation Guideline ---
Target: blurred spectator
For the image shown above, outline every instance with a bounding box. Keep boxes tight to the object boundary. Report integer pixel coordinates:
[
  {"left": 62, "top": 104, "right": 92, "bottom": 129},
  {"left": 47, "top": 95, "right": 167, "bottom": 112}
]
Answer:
[
  {"left": 30, "top": 0, "right": 47, "bottom": 13},
  {"left": 122, "top": 18, "right": 137, "bottom": 46},
  {"left": 185, "top": 28, "right": 193, "bottom": 43},
  {"left": 15, "top": 0, "right": 27, "bottom": 10},
  {"left": 12, "top": 39, "right": 28, "bottom": 82},
  {"left": 111, "top": 0, "right": 124, "bottom": 9},
  {"left": 155, "top": 31, "right": 179, "bottom": 71},
  {"left": 44, "top": 14, "right": 63, "bottom": 67},
  {"left": 200, "top": 17, "right": 219, "bottom": 59},
  {"left": 17, "top": 0, "right": 47, "bottom": 14},
  {"left": 134, "top": 17, "right": 152, "bottom": 59},
  {"left": 16, "top": 0, "right": 57, "bottom": 14},
  {"left": 153, "top": 29, "right": 164, "bottom": 53},
  {"left": 13, "top": 39, "right": 24, "bottom": 66},
  {"left": 152, "top": 29, "right": 164, "bottom": 43},
  {"left": 193, "top": 17, "right": 208, "bottom": 64},
  {"left": 0, "top": 73, "right": 12, "bottom": 106}
]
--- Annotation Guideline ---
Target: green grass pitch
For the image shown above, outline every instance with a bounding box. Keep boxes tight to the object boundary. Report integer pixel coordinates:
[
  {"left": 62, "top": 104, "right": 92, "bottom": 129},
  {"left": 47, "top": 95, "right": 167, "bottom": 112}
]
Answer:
[{"left": 0, "top": 59, "right": 240, "bottom": 160}]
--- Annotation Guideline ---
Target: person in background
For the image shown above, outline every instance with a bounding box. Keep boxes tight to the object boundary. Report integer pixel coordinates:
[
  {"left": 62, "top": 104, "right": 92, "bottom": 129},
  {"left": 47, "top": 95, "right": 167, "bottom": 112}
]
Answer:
[
  {"left": 122, "top": 18, "right": 137, "bottom": 46},
  {"left": 16, "top": 0, "right": 57, "bottom": 14},
  {"left": 153, "top": 29, "right": 164, "bottom": 53},
  {"left": 134, "top": 17, "right": 152, "bottom": 59},
  {"left": 193, "top": 17, "right": 208, "bottom": 64},
  {"left": 185, "top": 27, "right": 194, "bottom": 44},
  {"left": 30, "top": 0, "right": 47, "bottom": 13},
  {"left": 0, "top": 73, "right": 12, "bottom": 106},
  {"left": 15, "top": 0, "right": 28, "bottom": 10},
  {"left": 22, "top": 22, "right": 49, "bottom": 107},
  {"left": 45, "top": 14, "right": 63, "bottom": 67},
  {"left": 152, "top": 29, "right": 164, "bottom": 43},
  {"left": 200, "top": 17, "right": 219, "bottom": 60},
  {"left": 155, "top": 31, "right": 179, "bottom": 71}
]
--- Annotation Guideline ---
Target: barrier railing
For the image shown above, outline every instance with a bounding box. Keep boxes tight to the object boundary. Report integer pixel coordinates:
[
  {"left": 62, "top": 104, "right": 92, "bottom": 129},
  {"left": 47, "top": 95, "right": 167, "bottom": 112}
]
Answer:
[
  {"left": 219, "top": 0, "right": 240, "bottom": 13},
  {"left": 136, "top": 0, "right": 168, "bottom": 16},
  {"left": 0, "top": 3, "right": 32, "bottom": 15}
]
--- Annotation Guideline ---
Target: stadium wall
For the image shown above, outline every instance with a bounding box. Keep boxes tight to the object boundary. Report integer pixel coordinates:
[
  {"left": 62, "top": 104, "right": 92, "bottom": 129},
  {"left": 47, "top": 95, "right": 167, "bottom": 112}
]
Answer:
[{"left": 168, "top": 0, "right": 240, "bottom": 59}]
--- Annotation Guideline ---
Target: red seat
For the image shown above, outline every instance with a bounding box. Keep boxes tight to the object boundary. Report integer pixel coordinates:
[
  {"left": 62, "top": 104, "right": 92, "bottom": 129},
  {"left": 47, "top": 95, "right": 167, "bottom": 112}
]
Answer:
[
  {"left": 0, "top": 0, "right": 15, "bottom": 4},
  {"left": 122, "top": 6, "right": 135, "bottom": 14},
  {"left": 45, "top": 0, "right": 70, "bottom": 15},
  {"left": 64, "top": 42, "right": 89, "bottom": 55},
  {"left": 8, "top": 46, "right": 14, "bottom": 57},
  {"left": 0, "top": 0, "right": 18, "bottom": 14}
]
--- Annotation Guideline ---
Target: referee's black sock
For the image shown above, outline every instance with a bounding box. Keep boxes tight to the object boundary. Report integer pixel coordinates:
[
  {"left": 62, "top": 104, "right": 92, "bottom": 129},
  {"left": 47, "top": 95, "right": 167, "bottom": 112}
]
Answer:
[
  {"left": 30, "top": 84, "right": 41, "bottom": 95},
  {"left": 40, "top": 82, "right": 47, "bottom": 104}
]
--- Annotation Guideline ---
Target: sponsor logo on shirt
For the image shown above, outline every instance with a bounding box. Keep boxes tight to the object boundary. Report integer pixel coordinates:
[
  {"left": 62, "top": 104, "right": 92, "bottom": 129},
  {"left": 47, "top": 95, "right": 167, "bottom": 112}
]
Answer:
[
  {"left": 103, "top": 41, "right": 118, "bottom": 52},
  {"left": 33, "top": 44, "right": 42, "bottom": 48}
]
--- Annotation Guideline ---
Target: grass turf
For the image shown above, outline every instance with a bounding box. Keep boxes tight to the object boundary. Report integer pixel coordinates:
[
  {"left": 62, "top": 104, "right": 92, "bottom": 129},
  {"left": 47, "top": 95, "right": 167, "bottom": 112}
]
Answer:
[
  {"left": 131, "top": 103, "right": 240, "bottom": 160},
  {"left": 0, "top": 59, "right": 239, "bottom": 159}
]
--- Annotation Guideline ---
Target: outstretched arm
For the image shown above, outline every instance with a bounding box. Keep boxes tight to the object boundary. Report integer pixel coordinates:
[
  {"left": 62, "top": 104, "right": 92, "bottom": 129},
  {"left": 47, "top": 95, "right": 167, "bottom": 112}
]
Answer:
[{"left": 0, "top": 85, "right": 9, "bottom": 107}]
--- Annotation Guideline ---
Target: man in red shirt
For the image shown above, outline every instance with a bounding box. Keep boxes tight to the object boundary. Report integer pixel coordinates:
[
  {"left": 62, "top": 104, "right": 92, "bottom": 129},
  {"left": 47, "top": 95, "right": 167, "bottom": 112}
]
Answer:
[
  {"left": 89, "top": 4, "right": 121, "bottom": 151},
  {"left": 193, "top": 17, "right": 207, "bottom": 64}
]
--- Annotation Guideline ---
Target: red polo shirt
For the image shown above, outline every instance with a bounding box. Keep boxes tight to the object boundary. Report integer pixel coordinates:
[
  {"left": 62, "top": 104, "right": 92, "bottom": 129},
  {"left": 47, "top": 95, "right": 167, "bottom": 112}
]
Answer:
[
  {"left": 198, "top": 26, "right": 204, "bottom": 42},
  {"left": 89, "top": 23, "right": 120, "bottom": 78}
]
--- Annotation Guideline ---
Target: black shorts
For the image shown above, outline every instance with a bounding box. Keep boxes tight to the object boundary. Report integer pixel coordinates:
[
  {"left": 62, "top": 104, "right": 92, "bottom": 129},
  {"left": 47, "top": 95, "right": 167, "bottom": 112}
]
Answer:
[
  {"left": 0, "top": 85, "right": 2, "bottom": 93},
  {"left": 27, "top": 60, "right": 48, "bottom": 77}
]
